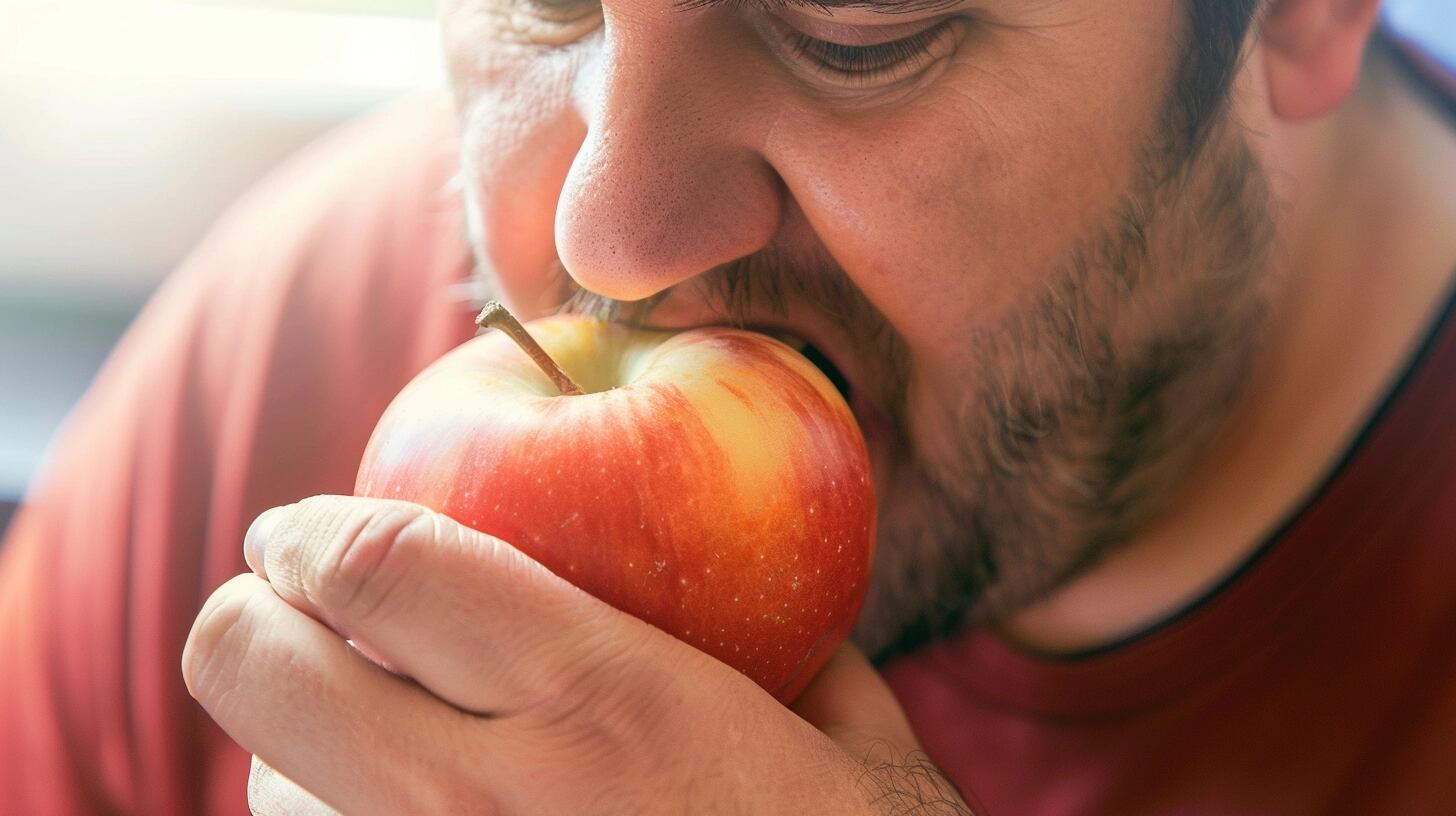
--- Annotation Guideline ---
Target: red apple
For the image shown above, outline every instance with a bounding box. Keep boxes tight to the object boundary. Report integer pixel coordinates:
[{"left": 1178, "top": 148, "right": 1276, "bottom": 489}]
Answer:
[{"left": 355, "top": 305, "right": 875, "bottom": 702}]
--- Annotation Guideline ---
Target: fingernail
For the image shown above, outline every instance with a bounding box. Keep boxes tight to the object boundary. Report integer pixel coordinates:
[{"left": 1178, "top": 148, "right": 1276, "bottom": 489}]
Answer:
[{"left": 244, "top": 506, "right": 287, "bottom": 577}]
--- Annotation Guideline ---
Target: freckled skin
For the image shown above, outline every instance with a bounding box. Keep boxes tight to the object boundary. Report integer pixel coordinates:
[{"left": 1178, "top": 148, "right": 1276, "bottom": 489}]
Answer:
[{"left": 356, "top": 316, "right": 875, "bottom": 701}]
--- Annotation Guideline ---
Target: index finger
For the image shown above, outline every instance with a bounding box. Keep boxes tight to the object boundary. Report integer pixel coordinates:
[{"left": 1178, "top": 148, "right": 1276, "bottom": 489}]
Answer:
[{"left": 247, "top": 494, "right": 684, "bottom": 718}]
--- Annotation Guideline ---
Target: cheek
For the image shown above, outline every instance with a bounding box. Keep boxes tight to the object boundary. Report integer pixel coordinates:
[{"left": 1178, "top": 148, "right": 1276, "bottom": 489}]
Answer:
[
  {"left": 447, "top": 26, "right": 589, "bottom": 317},
  {"left": 772, "top": 103, "right": 1074, "bottom": 377},
  {"left": 771, "top": 3, "right": 1176, "bottom": 357}
]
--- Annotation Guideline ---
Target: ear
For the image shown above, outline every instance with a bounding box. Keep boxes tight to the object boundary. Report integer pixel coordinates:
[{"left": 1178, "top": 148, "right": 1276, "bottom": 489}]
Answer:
[{"left": 1259, "top": 0, "right": 1383, "bottom": 120}]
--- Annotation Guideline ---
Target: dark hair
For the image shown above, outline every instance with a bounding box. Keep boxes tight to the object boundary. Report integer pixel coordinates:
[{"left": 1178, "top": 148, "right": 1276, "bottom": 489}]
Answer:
[{"left": 1172, "top": 1, "right": 1264, "bottom": 157}]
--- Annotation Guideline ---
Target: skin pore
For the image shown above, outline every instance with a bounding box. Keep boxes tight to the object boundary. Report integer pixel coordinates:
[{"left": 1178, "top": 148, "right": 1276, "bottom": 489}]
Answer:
[{"left": 441, "top": 0, "right": 1456, "bottom": 659}]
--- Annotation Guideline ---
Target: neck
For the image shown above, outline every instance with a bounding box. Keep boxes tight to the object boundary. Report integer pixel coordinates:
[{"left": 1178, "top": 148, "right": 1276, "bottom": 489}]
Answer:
[{"left": 999, "top": 40, "right": 1456, "bottom": 654}]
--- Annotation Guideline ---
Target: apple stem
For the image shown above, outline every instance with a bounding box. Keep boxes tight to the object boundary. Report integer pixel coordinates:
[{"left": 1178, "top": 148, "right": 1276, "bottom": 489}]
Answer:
[{"left": 475, "top": 301, "right": 585, "bottom": 397}]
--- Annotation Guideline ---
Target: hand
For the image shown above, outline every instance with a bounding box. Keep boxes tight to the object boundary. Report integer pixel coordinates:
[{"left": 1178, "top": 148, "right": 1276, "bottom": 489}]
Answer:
[{"left": 182, "top": 495, "right": 974, "bottom": 815}]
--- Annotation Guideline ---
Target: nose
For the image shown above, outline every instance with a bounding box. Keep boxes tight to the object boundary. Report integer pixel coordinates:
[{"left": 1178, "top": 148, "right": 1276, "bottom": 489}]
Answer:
[{"left": 554, "top": 17, "right": 783, "bottom": 303}]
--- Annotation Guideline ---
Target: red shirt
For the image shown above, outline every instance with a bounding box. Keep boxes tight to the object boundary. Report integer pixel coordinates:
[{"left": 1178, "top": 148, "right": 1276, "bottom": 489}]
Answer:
[{"left": 1, "top": 34, "right": 1453, "bottom": 816}]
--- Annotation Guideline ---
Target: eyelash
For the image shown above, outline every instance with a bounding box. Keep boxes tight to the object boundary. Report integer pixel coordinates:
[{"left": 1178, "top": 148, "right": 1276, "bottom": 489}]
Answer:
[
  {"left": 527, "top": 0, "right": 600, "bottom": 23},
  {"left": 784, "top": 19, "right": 955, "bottom": 82}
]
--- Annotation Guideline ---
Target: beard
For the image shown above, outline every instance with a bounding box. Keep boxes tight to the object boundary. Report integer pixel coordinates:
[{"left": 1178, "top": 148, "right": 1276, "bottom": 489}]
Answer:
[
  {"left": 855, "top": 127, "right": 1275, "bottom": 659},
  {"left": 460, "top": 67, "right": 1276, "bottom": 666}
]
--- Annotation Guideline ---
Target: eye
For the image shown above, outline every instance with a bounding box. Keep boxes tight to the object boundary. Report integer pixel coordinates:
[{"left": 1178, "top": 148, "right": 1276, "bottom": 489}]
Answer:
[
  {"left": 489, "top": 0, "right": 602, "bottom": 45},
  {"left": 781, "top": 18, "right": 961, "bottom": 87},
  {"left": 522, "top": 0, "right": 601, "bottom": 24}
]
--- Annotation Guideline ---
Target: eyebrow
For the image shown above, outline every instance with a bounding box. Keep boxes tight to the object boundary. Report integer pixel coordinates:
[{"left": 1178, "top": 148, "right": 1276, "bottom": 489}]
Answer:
[{"left": 674, "top": 0, "right": 964, "bottom": 14}]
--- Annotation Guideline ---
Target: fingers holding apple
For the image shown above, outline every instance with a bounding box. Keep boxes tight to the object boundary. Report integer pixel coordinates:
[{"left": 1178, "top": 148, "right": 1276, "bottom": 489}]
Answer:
[
  {"left": 188, "top": 495, "right": 763, "bottom": 812},
  {"left": 188, "top": 497, "right": 811, "bottom": 811},
  {"left": 186, "top": 495, "right": 972, "bottom": 815}
]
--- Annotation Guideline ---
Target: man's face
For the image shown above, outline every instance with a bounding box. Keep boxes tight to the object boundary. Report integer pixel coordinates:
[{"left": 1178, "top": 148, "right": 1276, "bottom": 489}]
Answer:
[{"left": 441, "top": 0, "right": 1274, "bottom": 656}]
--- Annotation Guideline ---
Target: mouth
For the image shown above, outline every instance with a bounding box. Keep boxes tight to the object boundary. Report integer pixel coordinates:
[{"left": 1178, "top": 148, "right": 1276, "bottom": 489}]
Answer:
[
  {"left": 764, "top": 331, "right": 853, "bottom": 403},
  {"left": 800, "top": 341, "right": 855, "bottom": 401}
]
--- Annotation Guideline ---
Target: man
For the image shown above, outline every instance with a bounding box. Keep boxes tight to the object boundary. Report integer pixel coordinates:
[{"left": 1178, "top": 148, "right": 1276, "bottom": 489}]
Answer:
[{"left": 3, "top": 0, "right": 1454, "bottom": 812}]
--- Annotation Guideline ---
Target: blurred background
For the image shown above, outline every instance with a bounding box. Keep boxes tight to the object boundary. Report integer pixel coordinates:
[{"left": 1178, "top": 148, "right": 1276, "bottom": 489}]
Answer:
[
  {"left": 0, "top": 0, "right": 441, "bottom": 532},
  {"left": 0, "top": 0, "right": 1452, "bottom": 535}
]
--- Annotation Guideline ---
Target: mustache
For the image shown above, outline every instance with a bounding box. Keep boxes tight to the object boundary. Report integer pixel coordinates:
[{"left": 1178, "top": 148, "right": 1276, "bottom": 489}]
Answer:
[{"left": 554, "top": 243, "right": 913, "bottom": 425}]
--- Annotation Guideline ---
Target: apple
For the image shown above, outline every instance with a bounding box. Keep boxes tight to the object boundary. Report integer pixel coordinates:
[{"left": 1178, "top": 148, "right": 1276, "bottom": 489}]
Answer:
[{"left": 355, "top": 302, "right": 875, "bottom": 702}]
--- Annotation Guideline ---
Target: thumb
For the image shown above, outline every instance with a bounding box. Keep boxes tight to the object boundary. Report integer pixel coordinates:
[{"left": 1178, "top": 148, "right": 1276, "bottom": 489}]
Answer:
[{"left": 791, "top": 642, "right": 920, "bottom": 752}]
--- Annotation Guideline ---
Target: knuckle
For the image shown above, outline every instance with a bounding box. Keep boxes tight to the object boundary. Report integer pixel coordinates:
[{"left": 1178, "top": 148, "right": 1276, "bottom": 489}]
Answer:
[
  {"left": 182, "top": 575, "right": 270, "bottom": 713},
  {"left": 297, "top": 498, "right": 437, "bottom": 626}
]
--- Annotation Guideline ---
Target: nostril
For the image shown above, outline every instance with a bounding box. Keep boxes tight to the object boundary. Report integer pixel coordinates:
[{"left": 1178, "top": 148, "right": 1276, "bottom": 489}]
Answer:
[{"left": 800, "top": 344, "right": 851, "bottom": 400}]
